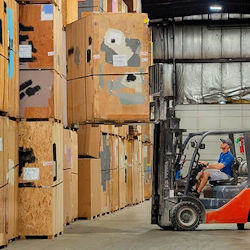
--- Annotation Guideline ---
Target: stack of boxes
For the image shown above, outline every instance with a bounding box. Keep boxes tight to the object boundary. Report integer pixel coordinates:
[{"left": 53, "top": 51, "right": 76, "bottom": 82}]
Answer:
[
  {"left": 17, "top": 0, "right": 77, "bottom": 238},
  {"left": 0, "top": 0, "right": 19, "bottom": 247}
]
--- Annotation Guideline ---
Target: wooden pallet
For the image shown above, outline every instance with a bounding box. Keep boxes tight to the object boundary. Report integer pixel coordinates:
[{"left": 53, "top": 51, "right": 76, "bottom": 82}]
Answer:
[
  {"left": 78, "top": 214, "right": 102, "bottom": 220},
  {"left": 20, "top": 232, "right": 63, "bottom": 240},
  {"left": 8, "top": 236, "right": 20, "bottom": 244},
  {"left": 19, "top": 117, "right": 62, "bottom": 124}
]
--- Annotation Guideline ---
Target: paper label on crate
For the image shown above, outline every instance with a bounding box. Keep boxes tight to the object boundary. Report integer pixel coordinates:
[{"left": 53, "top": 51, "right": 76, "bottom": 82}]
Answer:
[
  {"left": 113, "top": 55, "right": 128, "bottom": 67},
  {"left": 23, "top": 168, "right": 40, "bottom": 181},
  {"left": 48, "top": 51, "right": 55, "bottom": 56},
  {"left": 0, "top": 138, "right": 3, "bottom": 152},
  {"left": 140, "top": 52, "right": 148, "bottom": 56},
  {"left": 41, "top": 4, "right": 54, "bottom": 21},
  {"left": 142, "top": 57, "right": 148, "bottom": 63},
  {"left": 19, "top": 45, "right": 32, "bottom": 59},
  {"left": 43, "top": 161, "right": 55, "bottom": 167},
  {"left": 93, "top": 54, "right": 101, "bottom": 60},
  {"left": 169, "top": 190, "right": 175, "bottom": 198}
]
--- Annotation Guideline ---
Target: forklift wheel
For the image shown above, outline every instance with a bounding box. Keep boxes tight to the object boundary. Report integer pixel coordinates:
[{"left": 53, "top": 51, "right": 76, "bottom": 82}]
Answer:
[
  {"left": 171, "top": 201, "right": 201, "bottom": 231},
  {"left": 237, "top": 224, "right": 245, "bottom": 230}
]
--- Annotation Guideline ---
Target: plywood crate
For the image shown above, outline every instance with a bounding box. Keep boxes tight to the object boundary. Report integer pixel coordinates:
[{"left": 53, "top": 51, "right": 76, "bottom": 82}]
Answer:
[
  {"left": 8, "top": 49, "right": 19, "bottom": 118},
  {"left": 140, "top": 123, "right": 153, "bottom": 143},
  {"left": 20, "top": 70, "right": 63, "bottom": 120},
  {"left": 67, "top": 74, "right": 149, "bottom": 124},
  {"left": 18, "top": 183, "right": 63, "bottom": 238},
  {"left": 0, "top": 56, "right": 8, "bottom": 114},
  {"left": 118, "top": 138, "right": 127, "bottom": 208},
  {"left": 0, "top": 186, "right": 7, "bottom": 247},
  {"left": 63, "top": 129, "right": 78, "bottom": 224},
  {"left": 67, "top": 13, "right": 150, "bottom": 80},
  {"left": 18, "top": 121, "right": 63, "bottom": 187},
  {"left": 78, "top": 125, "right": 101, "bottom": 158},
  {"left": 6, "top": 119, "right": 18, "bottom": 241},
  {"left": 110, "top": 168, "right": 118, "bottom": 212},
  {"left": 126, "top": 140, "right": 133, "bottom": 205},
  {"left": 78, "top": 158, "right": 101, "bottom": 219},
  {"left": 100, "top": 173, "right": 111, "bottom": 214},
  {"left": 0, "top": 0, "right": 8, "bottom": 58},
  {"left": 17, "top": 0, "right": 61, "bottom": 6},
  {"left": 143, "top": 143, "right": 152, "bottom": 200},
  {"left": 19, "top": 4, "right": 63, "bottom": 74},
  {"left": 62, "top": 0, "right": 78, "bottom": 27},
  {"left": 78, "top": 0, "right": 107, "bottom": 15}
]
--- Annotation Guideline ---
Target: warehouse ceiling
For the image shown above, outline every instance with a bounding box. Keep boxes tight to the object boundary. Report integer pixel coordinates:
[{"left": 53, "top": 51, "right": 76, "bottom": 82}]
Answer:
[{"left": 142, "top": 0, "right": 250, "bottom": 19}]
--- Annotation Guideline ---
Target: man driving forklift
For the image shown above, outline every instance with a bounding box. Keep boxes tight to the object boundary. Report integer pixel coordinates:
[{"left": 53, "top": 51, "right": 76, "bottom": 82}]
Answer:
[{"left": 195, "top": 139, "right": 234, "bottom": 196}]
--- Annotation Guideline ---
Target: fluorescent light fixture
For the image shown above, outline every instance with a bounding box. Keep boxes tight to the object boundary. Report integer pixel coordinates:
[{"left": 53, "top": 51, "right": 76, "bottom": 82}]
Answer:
[{"left": 210, "top": 5, "right": 222, "bottom": 11}]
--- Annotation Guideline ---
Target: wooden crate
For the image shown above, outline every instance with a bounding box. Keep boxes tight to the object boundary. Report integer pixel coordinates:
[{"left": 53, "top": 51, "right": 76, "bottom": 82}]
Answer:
[
  {"left": 62, "top": 0, "right": 78, "bottom": 27},
  {"left": 0, "top": 56, "right": 8, "bottom": 114},
  {"left": 100, "top": 175, "right": 111, "bottom": 214},
  {"left": 78, "top": 158, "right": 101, "bottom": 219},
  {"left": 63, "top": 129, "right": 78, "bottom": 173},
  {"left": 126, "top": 140, "right": 133, "bottom": 205},
  {"left": 66, "top": 13, "right": 150, "bottom": 80},
  {"left": 19, "top": 4, "right": 62, "bottom": 74},
  {"left": 0, "top": 186, "right": 7, "bottom": 247},
  {"left": 20, "top": 70, "right": 63, "bottom": 120},
  {"left": 143, "top": 143, "right": 152, "bottom": 200},
  {"left": 63, "top": 169, "right": 71, "bottom": 224},
  {"left": 17, "top": 0, "right": 61, "bottom": 6},
  {"left": 67, "top": 74, "right": 149, "bottom": 124},
  {"left": 78, "top": 0, "right": 107, "bottom": 15},
  {"left": 18, "top": 184, "right": 63, "bottom": 238},
  {"left": 110, "top": 168, "right": 118, "bottom": 212},
  {"left": 18, "top": 121, "right": 63, "bottom": 187},
  {"left": 71, "top": 173, "right": 78, "bottom": 220},
  {"left": 78, "top": 125, "right": 101, "bottom": 158},
  {"left": 118, "top": 138, "right": 127, "bottom": 208},
  {"left": 0, "top": 0, "right": 7, "bottom": 58},
  {"left": 8, "top": 50, "right": 19, "bottom": 118},
  {"left": 140, "top": 123, "right": 153, "bottom": 143},
  {"left": 6, "top": 119, "right": 18, "bottom": 241}
]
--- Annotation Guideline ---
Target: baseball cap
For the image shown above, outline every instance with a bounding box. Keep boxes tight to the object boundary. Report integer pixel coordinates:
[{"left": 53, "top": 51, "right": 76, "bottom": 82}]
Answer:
[{"left": 220, "top": 138, "right": 232, "bottom": 146}]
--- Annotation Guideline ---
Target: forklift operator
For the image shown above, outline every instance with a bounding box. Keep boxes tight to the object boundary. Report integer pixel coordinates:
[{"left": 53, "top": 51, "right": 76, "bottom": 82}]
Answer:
[{"left": 196, "top": 139, "right": 234, "bottom": 194}]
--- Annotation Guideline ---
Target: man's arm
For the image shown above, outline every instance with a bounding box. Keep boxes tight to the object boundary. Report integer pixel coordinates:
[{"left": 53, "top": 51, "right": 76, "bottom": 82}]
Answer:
[{"left": 207, "top": 163, "right": 225, "bottom": 170}]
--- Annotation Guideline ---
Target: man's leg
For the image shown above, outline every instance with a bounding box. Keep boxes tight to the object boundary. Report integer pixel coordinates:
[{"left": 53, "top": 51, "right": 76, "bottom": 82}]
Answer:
[
  {"left": 197, "top": 171, "right": 210, "bottom": 194},
  {"left": 196, "top": 171, "right": 204, "bottom": 191}
]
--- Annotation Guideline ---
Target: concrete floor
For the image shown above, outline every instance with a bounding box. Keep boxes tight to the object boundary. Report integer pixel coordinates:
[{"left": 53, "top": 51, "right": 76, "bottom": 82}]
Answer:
[{"left": 7, "top": 200, "right": 250, "bottom": 250}]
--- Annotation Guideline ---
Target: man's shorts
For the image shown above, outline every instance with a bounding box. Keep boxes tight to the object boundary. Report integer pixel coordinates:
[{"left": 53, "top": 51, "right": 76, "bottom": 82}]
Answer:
[{"left": 204, "top": 169, "right": 230, "bottom": 181}]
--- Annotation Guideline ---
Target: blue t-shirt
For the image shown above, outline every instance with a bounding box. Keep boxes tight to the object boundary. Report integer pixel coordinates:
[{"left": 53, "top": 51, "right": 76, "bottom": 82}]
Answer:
[{"left": 218, "top": 151, "right": 234, "bottom": 177}]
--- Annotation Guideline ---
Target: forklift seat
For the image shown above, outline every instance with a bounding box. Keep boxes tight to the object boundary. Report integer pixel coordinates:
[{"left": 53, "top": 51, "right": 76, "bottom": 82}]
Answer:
[{"left": 209, "top": 160, "right": 239, "bottom": 186}]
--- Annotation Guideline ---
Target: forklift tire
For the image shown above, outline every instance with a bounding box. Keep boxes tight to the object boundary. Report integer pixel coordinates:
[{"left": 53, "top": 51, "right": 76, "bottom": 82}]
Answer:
[
  {"left": 170, "top": 201, "right": 201, "bottom": 231},
  {"left": 237, "top": 224, "right": 245, "bottom": 230}
]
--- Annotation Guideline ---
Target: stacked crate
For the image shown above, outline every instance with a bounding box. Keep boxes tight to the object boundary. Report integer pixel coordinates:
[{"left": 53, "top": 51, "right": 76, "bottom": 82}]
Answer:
[
  {"left": 17, "top": 0, "right": 65, "bottom": 238},
  {"left": 63, "top": 129, "right": 78, "bottom": 225},
  {"left": 0, "top": 0, "right": 19, "bottom": 247},
  {"left": 66, "top": 12, "right": 150, "bottom": 124}
]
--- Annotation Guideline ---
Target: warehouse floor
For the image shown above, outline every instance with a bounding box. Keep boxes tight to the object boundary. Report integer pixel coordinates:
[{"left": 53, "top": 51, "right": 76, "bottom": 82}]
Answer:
[{"left": 7, "top": 200, "right": 250, "bottom": 250}]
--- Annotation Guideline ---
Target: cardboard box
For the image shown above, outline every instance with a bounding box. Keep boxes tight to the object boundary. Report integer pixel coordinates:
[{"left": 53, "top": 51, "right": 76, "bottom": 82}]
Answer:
[
  {"left": 19, "top": 4, "right": 62, "bottom": 74},
  {"left": 20, "top": 70, "right": 63, "bottom": 120},
  {"left": 67, "top": 73, "right": 149, "bottom": 124},
  {"left": 18, "top": 184, "right": 63, "bottom": 237},
  {"left": 78, "top": 158, "right": 101, "bottom": 218},
  {"left": 67, "top": 13, "right": 150, "bottom": 80},
  {"left": 18, "top": 121, "right": 64, "bottom": 187}
]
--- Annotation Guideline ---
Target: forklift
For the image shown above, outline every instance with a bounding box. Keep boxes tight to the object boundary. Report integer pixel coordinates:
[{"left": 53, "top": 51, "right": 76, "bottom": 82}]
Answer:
[{"left": 150, "top": 64, "right": 250, "bottom": 231}]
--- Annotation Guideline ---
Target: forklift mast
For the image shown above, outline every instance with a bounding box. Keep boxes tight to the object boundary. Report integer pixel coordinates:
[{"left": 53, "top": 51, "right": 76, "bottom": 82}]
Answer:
[{"left": 149, "top": 64, "right": 186, "bottom": 224}]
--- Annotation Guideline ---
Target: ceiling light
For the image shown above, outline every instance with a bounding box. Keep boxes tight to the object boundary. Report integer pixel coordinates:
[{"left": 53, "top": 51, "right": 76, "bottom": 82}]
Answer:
[{"left": 210, "top": 5, "right": 222, "bottom": 11}]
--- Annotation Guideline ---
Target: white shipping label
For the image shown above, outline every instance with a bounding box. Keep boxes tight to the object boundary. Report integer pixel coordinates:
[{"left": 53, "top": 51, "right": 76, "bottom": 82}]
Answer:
[
  {"left": 43, "top": 161, "right": 54, "bottom": 166},
  {"left": 0, "top": 138, "right": 3, "bottom": 152},
  {"left": 142, "top": 57, "right": 148, "bottom": 62},
  {"left": 113, "top": 55, "right": 128, "bottom": 67},
  {"left": 169, "top": 190, "right": 175, "bottom": 198},
  {"left": 19, "top": 45, "right": 32, "bottom": 59},
  {"left": 48, "top": 51, "right": 55, "bottom": 56},
  {"left": 140, "top": 52, "right": 148, "bottom": 56},
  {"left": 93, "top": 54, "right": 101, "bottom": 60},
  {"left": 23, "top": 168, "right": 40, "bottom": 181}
]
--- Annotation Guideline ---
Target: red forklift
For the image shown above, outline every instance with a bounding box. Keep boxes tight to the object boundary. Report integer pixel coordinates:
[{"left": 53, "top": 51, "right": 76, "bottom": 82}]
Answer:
[{"left": 150, "top": 64, "right": 250, "bottom": 231}]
